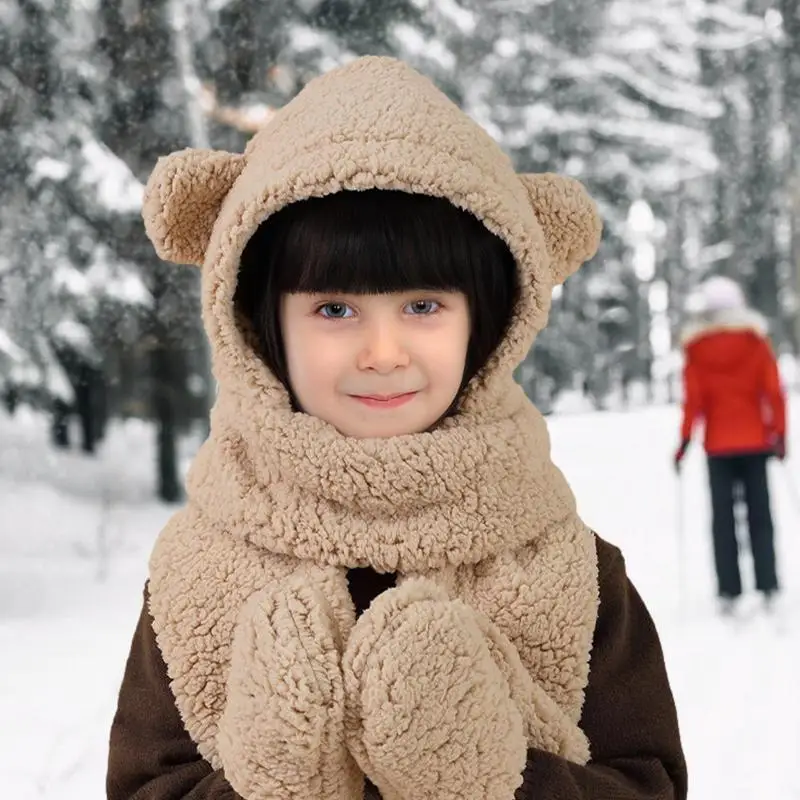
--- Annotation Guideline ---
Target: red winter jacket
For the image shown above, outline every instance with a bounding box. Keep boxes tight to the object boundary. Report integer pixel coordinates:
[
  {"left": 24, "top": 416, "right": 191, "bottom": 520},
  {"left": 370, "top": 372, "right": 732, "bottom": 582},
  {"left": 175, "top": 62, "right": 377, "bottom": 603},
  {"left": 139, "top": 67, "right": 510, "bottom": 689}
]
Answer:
[{"left": 679, "top": 310, "right": 786, "bottom": 455}]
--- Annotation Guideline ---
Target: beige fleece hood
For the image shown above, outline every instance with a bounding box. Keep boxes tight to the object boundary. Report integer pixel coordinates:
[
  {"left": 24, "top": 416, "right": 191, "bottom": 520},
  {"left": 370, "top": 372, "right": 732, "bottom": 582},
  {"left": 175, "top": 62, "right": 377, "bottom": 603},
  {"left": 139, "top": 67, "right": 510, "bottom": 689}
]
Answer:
[{"left": 143, "top": 55, "right": 600, "bottom": 412}]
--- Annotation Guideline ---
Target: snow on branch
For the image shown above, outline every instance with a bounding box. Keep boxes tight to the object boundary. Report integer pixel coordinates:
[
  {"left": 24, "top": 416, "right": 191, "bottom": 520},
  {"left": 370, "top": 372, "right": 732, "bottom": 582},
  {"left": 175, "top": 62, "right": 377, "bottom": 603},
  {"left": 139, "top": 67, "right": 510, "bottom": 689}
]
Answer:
[
  {"left": 79, "top": 139, "right": 144, "bottom": 215},
  {"left": 587, "top": 53, "right": 723, "bottom": 119},
  {"left": 0, "top": 329, "right": 27, "bottom": 366},
  {"left": 391, "top": 23, "right": 457, "bottom": 71}
]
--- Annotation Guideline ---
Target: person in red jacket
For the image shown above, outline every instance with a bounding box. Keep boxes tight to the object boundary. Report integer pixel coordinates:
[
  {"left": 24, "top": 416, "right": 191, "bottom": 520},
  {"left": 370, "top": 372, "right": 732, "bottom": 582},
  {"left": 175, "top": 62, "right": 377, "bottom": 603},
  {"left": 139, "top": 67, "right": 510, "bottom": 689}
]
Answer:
[{"left": 674, "top": 276, "right": 785, "bottom": 616}]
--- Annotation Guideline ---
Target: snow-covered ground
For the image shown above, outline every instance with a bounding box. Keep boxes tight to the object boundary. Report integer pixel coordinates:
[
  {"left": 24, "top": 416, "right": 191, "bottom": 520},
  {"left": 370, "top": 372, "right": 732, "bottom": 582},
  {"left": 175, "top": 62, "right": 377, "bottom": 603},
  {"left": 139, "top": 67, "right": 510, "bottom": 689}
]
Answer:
[{"left": 1, "top": 400, "right": 798, "bottom": 799}]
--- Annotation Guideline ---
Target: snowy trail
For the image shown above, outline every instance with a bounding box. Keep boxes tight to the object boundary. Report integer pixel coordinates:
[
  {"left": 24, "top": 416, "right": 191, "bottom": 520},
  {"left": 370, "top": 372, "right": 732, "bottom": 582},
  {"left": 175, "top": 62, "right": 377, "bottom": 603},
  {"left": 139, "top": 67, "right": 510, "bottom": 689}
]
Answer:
[
  {"left": 551, "top": 403, "right": 800, "bottom": 800},
  {"left": 2, "top": 401, "right": 799, "bottom": 799}
]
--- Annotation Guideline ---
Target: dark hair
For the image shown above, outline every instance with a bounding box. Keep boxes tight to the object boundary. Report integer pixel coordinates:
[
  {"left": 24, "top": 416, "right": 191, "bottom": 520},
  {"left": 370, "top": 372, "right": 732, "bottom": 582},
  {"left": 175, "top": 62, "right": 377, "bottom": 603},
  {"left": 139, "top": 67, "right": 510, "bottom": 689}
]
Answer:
[{"left": 234, "top": 189, "right": 518, "bottom": 412}]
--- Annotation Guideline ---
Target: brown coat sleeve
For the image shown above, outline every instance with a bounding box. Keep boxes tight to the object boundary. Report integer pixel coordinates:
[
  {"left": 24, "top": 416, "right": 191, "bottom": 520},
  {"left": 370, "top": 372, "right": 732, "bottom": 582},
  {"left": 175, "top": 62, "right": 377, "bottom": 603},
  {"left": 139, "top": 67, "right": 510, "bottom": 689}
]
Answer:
[
  {"left": 106, "top": 588, "right": 242, "bottom": 799},
  {"left": 516, "top": 537, "right": 688, "bottom": 799}
]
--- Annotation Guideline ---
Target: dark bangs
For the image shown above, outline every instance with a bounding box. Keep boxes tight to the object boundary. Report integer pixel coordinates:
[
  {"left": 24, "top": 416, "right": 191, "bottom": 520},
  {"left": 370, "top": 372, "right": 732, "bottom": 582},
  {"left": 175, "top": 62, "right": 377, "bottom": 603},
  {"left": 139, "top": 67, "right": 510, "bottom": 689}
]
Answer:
[
  {"left": 266, "top": 189, "right": 498, "bottom": 295},
  {"left": 235, "top": 189, "right": 519, "bottom": 409}
]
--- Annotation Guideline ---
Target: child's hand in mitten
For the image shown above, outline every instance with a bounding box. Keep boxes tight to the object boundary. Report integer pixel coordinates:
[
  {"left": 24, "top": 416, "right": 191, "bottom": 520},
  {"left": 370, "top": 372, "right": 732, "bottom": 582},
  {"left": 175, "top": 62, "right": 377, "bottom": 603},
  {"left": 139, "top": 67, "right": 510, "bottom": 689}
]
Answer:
[
  {"left": 342, "top": 579, "right": 527, "bottom": 800},
  {"left": 467, "top": 604, "right": 591, "bottom": 764},
  {"left": 217, "top": 571, "right": 362, "bottom": 800}
]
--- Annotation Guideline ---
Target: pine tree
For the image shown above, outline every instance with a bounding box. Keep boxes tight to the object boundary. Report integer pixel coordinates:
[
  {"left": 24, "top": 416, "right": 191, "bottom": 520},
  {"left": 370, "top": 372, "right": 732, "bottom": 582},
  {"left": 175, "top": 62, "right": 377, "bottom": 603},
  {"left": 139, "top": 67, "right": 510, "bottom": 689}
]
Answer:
[
  {"left": 780, "top": 0, "right": 800, "bottom": 352},
  {"left": 0, "top": 0, "right": 150, "bottom": 449}
]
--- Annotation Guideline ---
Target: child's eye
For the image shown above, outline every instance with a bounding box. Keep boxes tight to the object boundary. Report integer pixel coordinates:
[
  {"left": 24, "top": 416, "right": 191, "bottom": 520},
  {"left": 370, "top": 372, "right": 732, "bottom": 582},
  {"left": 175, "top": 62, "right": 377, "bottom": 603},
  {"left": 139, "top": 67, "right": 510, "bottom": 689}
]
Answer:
[
  {"left": 405, "top": 300, "right": 441, "bottom": 315},
  {"left": 317, "top": 302, "right": 354, "bottom": 319}
]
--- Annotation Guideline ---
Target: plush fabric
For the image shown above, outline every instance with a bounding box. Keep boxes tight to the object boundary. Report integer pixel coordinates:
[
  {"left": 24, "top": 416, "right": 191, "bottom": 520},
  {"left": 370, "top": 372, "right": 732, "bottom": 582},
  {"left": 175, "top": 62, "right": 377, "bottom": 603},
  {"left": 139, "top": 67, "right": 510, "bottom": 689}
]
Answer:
[{"left": 141, "top": 55, "right": 605, "bottom": 800}]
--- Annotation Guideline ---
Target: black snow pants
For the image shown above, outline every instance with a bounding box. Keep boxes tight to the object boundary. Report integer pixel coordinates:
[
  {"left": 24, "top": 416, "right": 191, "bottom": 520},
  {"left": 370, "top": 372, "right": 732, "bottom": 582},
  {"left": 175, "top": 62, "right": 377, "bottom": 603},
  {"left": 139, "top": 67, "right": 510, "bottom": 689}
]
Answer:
[{"left": 707, "top": 452, "right": 779, "bottom": 598}]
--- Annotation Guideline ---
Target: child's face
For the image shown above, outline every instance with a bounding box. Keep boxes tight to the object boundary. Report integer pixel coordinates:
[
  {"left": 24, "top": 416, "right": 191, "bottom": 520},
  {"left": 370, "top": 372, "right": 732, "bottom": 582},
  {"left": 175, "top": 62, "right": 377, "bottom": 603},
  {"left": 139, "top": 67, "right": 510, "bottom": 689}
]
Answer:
[{"left": 280, "top": 291, "right": 470, "bottom": 438}]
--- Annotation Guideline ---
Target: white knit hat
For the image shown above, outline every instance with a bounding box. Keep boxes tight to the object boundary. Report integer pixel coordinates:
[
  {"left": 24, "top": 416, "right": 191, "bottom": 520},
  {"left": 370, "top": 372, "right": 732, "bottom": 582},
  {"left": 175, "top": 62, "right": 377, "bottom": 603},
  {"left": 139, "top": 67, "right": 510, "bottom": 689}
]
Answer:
[{"left": 692, "top": 276, "right": 746, "bottom": 313}]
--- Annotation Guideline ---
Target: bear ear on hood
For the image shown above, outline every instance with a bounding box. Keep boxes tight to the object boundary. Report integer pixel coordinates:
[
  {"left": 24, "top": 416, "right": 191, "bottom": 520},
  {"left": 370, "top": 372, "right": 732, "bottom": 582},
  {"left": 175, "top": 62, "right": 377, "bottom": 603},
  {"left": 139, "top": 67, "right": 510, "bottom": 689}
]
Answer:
[
  {"left": 142, "top": 148, "right": 246, "bottom": 267},
  {"left": 518, "top": 173, "right": 602, "bottom": 285}
]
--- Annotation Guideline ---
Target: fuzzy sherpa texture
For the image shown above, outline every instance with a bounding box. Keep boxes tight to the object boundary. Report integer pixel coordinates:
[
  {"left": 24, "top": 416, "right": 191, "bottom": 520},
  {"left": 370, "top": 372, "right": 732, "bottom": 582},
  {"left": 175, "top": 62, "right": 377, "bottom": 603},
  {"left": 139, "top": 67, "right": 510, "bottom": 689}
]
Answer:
[
  {"left": 217, "top": 573, "right": 362, "bottom": 799},
  {"left": 342, "top": 579, "right": 527, "bottom": 800},
  {"left": 144, "top": 55, "right": 602, "bottom": 800},
  {"left": 143, "top": 149, "right": 246, "bottom": 267}
]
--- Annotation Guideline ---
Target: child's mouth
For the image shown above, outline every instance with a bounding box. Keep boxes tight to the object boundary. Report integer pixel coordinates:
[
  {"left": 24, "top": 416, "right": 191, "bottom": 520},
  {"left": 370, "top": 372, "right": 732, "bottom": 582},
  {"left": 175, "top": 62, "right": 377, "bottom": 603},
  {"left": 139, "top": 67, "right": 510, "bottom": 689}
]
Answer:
[{"left": 350, "top": 392, "right": 418, "bottom": 409}]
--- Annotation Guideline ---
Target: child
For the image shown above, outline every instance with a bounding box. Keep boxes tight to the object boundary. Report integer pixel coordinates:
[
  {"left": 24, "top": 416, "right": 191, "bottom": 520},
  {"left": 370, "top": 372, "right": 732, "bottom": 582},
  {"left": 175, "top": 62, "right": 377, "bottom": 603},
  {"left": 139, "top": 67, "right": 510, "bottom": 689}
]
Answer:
[
  {"left": 675, "top": 275, "right": 785, "bottom": 615},
  {"left": 107, "top": 56, "right": 687, "bottom": 800}
]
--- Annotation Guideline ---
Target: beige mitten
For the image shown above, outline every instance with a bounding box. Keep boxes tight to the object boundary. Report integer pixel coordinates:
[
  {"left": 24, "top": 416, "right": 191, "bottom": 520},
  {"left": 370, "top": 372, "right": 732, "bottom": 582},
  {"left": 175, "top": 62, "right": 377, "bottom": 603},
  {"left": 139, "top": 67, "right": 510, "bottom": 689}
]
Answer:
[
  {"left": 343, "top": 579, "right": 527, "bottom": 800},
  {"left": 217, "top": 572, "right": 363, "bottom": 800},
  {"left": 469, "top": 610, "right": 591, "bottom": 764}
]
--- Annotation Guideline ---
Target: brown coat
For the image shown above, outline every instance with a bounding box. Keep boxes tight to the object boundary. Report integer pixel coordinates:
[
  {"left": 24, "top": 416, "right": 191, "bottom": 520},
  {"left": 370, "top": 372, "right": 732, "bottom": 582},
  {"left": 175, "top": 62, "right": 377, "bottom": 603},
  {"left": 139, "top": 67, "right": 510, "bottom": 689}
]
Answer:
[{"left": 107, "top": 534, "right": 688, "bottom": 800}]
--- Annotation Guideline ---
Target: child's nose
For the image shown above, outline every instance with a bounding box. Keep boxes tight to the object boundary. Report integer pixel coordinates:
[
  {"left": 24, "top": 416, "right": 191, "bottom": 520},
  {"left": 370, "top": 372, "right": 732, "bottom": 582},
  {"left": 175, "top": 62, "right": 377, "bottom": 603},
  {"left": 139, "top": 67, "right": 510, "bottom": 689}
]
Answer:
[{"left": 357, "top": 324, "right": 411, "bottom": 373}]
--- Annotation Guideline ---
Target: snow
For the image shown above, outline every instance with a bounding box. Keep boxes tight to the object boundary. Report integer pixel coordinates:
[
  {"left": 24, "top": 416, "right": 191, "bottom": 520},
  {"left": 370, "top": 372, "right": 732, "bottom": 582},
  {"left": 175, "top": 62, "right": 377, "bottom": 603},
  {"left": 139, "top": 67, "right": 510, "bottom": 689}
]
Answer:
[
  {"left": 0, "top": 329, "right": 27, "bottom": 364},
  {"left": 695, "top": 2, "right": 767, "bottom": 38},
  {"left": 391, "top": 23, "right": 457, "bottom": 72},
  {"left": 430, "top": 0, "right": 477, "bottom": 35},
  {"left": 32, "top": 157, "right": 71, "bottom": 184},
  {"left": 284, "top": 24, "right": 350, "bottom": 74},
  {"left": 79, "top": 140, "right": 144, "bottom": 215},
  {"left": 52, "top": 319, "right": 96, "bottom": 359},
  {"left": 2, "top": 400, "right": 799, "bottom": 798},
  {"left": 54, "top": 264, "right": 90, "bottom": 297},
  {"left": 53, "top": 250, "right": 151, "bottom": 308},
  {"left": 288, "top": 24, "right": 339, "bottom": 54},
  {"left": 588, "top": 53, "right": 722, "bottom": 119},
  {"left": 0, "top": 1, "right": 20, "bottom": 26},
  {"left": 85, "top": 250, "right": 152, "bottom": 308},
  {"left": 494, "top": 38, "right": 520, "bottom": 59}
]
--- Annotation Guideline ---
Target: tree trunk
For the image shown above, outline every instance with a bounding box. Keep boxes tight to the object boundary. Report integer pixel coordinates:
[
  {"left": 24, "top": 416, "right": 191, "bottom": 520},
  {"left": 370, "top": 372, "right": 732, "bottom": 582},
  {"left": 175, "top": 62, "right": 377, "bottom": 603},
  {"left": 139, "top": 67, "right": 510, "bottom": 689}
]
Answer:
[
  {"left": 151, "top": 321, "right": 182, "bottom": 503},
  {"left": 781, "top": 0, "right": 800, "bottom": 354},
  {"left": 75, "top": 368, "right": 97, "bottom": 454},
  {"left": 16, "top": 0, "right": 57, "bottom": 120},
  {"left": 743, "top": 0, "right": 781, "bottom": 338},
  {"left": 169, "top": 0, "right": 213, "bottom": 434},
  {"left": 698, "top": 16, "right": 741, "bottom": 277},
  {"left": 97, "top": 0, "right": 193, "bottom": 499},
  {"left": 51, "top": 400, "right": 71, "bottom": 449}
]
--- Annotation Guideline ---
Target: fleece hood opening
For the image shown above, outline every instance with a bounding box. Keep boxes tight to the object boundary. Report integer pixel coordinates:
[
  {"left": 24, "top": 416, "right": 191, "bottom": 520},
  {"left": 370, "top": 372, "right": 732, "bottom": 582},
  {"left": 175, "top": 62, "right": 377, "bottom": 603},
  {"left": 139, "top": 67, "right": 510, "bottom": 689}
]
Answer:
[{"left": 142, "top": 56, "right": 602, "bottom": 423}]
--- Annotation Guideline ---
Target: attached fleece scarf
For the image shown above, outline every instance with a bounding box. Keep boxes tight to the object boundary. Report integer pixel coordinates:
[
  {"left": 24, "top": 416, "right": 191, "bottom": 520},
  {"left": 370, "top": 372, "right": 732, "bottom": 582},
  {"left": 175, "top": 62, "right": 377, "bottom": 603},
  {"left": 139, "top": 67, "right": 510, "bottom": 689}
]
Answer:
[{"left": 142, "top": 56, "right": 603, "bottom": 800}]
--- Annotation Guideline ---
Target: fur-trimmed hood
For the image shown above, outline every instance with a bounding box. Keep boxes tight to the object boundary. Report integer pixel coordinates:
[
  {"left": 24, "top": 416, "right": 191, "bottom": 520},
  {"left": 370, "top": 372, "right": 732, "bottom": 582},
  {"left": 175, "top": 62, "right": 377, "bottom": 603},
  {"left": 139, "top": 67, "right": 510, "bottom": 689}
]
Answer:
[
  {"left": 681, "top": 306, "right": 768, "bottom": 348},
  {"left": 140, "top": 56, "right": 604, "bottom": 800}
]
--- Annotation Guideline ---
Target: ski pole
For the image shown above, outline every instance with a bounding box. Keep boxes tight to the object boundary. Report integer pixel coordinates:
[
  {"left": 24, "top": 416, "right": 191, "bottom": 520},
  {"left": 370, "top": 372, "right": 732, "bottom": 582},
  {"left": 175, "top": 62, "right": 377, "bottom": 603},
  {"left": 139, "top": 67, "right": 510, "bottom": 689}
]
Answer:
[
  {"left": 676, "top": 469, "right": 687, "bottom": 619},
  {"left": 778, "top": 459, "right": 800, "bottom": 514}
]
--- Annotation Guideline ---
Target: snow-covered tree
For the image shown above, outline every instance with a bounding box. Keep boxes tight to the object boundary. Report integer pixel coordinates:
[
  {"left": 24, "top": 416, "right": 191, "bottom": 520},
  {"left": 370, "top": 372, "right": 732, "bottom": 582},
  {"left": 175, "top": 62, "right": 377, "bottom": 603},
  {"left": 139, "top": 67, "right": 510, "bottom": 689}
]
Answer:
[
  {"left": 0, "top": 0, "right": 153, "bottom": 449},
  {"left": 781, "top": 0, "right": 800, "bottom": 351}
]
